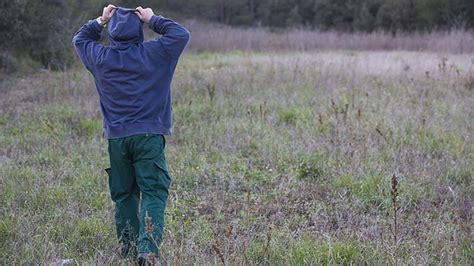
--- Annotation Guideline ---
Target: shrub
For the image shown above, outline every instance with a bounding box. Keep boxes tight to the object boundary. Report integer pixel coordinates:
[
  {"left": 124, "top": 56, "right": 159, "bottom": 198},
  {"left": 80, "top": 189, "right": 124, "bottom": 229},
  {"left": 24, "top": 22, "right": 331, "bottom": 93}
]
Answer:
[
  {"left": 0, "top": 0, "right": 110, "bottom": 71},
  {"left": 0, "top": 52, "right": 17, "bottom": 74}
]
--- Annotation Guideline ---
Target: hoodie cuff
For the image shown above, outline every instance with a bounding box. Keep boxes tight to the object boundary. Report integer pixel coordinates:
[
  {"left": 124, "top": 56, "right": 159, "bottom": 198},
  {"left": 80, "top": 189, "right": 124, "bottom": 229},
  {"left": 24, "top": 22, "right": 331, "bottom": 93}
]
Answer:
[
  {"left": 148, "top": 15, "right": 163, "bottom": 32},
  {"left": 89, "top": 19, "right": 103, "bottom": 31}
]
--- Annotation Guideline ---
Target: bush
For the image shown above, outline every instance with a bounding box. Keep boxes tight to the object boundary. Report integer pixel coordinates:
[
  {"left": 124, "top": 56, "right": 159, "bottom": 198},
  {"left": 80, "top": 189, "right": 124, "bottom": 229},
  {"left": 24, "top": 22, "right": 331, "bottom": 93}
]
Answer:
[
  {"left": 0, "top": 52, "right": 18, "bottom": 74},
  {"left": 0, "top": 0, "right": 111, "bottom": 71}
]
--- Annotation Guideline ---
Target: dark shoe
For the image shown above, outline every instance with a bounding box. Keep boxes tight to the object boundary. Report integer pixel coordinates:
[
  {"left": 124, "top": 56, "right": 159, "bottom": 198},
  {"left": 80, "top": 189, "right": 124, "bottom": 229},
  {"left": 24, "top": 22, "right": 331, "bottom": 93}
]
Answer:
[
  {"left": 137, "top": 252, "right": 164, "bottom": 266},
  {"left": 137, "top": 253, "right": 150, "bottom": 266}
]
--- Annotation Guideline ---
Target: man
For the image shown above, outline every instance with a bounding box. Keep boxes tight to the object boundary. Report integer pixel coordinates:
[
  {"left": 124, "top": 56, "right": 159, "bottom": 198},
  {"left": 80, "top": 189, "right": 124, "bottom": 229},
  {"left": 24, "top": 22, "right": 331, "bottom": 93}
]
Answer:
[{"left": 72, "top": 4, "right": 190, "bottom": 264}]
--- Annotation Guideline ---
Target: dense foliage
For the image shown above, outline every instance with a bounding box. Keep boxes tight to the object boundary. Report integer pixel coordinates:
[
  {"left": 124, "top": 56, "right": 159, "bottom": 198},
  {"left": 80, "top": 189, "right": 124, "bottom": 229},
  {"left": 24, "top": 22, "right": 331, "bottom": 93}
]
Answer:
[
  {"left": 1, "top": 0, "right": 473, "bottom": 70},
  {"left": 154, "top": 0, "right": 474, "bottom": 31},
  {"left": 0, "top": 0, "right": 108, "bottom": 70}
]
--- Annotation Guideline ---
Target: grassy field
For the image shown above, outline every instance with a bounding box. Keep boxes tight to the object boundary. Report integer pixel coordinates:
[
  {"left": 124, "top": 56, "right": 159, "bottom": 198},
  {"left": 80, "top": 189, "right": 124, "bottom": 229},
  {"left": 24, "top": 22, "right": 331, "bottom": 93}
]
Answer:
[
  {"left": 0, "top": 51, "right": 473, "bottom": 264},
  {"left": 184, "top": 20, "right": 474, "bottom": 54}
]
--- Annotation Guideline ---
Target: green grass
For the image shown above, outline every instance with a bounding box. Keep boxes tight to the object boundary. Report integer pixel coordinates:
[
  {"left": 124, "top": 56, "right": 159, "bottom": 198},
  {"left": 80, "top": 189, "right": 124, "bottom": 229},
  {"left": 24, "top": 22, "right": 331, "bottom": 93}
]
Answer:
[
  {"left": 0, "top": 51, "right": 473, "bottom": 264},
  {"left": 246, "top": 234, "right": 362, "bottom": 264}
]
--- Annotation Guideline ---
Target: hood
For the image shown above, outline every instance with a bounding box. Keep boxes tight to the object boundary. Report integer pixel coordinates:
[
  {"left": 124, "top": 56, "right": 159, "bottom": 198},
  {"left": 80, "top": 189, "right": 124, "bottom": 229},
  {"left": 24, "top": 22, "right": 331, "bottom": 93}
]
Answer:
[{"left": 108, "top": 8, "right": 144, "bottom": 48}]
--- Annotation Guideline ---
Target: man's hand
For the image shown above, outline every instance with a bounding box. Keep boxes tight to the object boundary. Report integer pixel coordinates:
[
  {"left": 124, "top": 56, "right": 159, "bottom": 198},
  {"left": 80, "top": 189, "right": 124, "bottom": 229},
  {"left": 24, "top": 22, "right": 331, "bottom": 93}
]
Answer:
[
  {"left": 135, "top": 6, "right": 154, "bottom": 23},
  {"left": 101, "top": 4, "right": 116, "bottom": 24}
]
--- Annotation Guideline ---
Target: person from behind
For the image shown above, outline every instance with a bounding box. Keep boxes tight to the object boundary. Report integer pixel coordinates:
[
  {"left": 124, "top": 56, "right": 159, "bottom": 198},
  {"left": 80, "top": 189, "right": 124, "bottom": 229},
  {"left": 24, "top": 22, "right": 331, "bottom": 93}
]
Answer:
[{"left": 72, "top": 4, "right": 190, "bottom": 265}]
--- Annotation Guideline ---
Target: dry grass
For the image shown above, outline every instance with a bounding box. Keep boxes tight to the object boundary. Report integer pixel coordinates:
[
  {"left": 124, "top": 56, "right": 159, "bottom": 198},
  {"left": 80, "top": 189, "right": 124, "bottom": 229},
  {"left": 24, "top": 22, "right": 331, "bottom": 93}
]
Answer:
[
  {"left": 178, "top": 19, "right": 474, "bottom": 54},
  {"left": 0, "top": 50, "right": 473, "bottom": 264}
]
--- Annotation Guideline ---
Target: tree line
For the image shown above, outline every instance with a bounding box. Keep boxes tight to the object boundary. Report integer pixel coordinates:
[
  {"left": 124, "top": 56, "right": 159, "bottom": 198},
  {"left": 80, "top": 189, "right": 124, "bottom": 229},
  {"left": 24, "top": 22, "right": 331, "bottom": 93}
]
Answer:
[
  {"left": 1, "top": 0, "right": 473, "bottom": 71},
  {"left": 151, "top": 0, "right": 474, "bottom": 31}
]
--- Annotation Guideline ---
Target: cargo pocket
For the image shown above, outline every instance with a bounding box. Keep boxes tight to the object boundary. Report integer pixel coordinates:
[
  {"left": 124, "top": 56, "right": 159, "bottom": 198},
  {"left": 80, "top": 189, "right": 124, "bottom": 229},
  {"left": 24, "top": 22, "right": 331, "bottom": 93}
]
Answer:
[
  {"left": 105, "top": 167, "right": 116, "bottom": 201},
  {"left": 135, "top": 159, "right": 171, "bottom": 192},
  {"left": 153, "top": 160, "right": 171, "bottom": 189}
]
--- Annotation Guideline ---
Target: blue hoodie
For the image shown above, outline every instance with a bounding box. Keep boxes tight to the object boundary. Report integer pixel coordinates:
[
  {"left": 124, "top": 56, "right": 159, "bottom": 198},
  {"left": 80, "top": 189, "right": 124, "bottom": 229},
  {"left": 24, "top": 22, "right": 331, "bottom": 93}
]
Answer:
[{"left": 72, "top": 8, "right": 190, "bottom": 139}]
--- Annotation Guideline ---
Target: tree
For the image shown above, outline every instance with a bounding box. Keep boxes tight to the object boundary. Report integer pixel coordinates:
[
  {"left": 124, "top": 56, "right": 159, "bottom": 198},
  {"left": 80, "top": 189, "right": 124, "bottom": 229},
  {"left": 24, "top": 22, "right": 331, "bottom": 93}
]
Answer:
[
  {"left": 353, "top": 0, "right": 381, "bottom": 31},
  {"left": 258, "top": 0, "right": 295, "bottom": 27},
  {"left": 287, "top": 6, "right": 303, "bottom": 26},
  {"left": 0, "top": 0, "right": 27, "bottom": 50},
  {"left": 313, "top": 0, "right": 355, "bottom": 31},
  {"left": 249, "top": 0, "right": 256, "bottom": 25}
]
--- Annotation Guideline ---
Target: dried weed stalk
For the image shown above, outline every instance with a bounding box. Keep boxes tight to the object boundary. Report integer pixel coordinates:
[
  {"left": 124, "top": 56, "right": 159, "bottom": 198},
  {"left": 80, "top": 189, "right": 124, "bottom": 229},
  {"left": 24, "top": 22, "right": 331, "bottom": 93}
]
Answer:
[
  {"left": 212, "top": 238, "right": 225, "bottom": 264},
  {"left": 391, "top": 174, "right": 399, "bottom": 244}
]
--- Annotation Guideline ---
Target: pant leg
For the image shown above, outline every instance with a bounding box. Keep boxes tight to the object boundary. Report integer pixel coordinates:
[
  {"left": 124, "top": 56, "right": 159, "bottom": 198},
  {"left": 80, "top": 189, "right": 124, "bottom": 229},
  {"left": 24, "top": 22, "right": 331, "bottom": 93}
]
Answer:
[
  {"left": 131, "top": 134, "right": 171, "bottom": 255},
  {"left": 107, "top": 138, "right": 140, "bottom": 258}
]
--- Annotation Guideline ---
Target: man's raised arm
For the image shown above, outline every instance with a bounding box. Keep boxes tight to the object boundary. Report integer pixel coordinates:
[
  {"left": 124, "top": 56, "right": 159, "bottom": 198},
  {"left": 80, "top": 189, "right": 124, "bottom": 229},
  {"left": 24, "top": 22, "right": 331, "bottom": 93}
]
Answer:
[
  {"left": 136, "top": 7, "right": 190, "bottom": 60},
  {"left": 72, "top": 5, "right": 116, "bottom": 70}
]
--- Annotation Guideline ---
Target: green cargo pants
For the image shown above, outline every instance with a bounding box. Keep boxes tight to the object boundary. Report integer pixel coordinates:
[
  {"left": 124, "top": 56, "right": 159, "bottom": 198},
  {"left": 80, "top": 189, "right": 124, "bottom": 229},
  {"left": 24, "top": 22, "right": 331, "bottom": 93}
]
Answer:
[{"left": 105, "top": 134, "right": 171, "bottom": 258}]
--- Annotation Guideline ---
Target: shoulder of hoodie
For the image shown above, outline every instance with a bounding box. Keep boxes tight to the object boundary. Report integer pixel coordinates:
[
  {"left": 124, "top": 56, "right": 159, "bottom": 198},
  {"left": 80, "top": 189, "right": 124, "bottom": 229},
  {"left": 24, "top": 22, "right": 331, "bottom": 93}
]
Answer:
[
  {"left": 91, "top": 42, "right": 176, "bottom": 67},
  {"left": 142, "top": 40, "right": 179, "bottom": 62}
]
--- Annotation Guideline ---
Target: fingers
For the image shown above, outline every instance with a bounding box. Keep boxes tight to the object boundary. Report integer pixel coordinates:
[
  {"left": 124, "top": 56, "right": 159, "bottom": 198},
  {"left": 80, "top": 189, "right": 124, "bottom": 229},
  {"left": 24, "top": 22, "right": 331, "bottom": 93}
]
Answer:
[
  {"left": 134, "top": 12, "right": 143, "bottom": 21},
  {"left": 135, "top": 8, "right": 143, "bottom": 16},
  {"left": 133, "top": 6, "right": 153, "bottom": 23},
  {"left": 135, "top": 6, "right": 145, "bottom": 21},
  {"left": 136, "top": 7, "right": 145, "bottom": 18},
  {"left": 108, "top": 5, "right": 116, "bottom": 13},
  {"left": 104, "top": 4, "right": 115, "bottom": 13},
  {"left": 102, "top": 4, "right": 117, "bottom": 22}
]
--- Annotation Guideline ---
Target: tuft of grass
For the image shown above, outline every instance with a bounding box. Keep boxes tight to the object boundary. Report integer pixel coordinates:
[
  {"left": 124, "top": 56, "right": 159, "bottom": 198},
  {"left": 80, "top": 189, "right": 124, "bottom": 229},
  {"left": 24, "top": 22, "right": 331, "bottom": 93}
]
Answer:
[
  {"left": 279, "top": 109, "right": 300, "bottom": 125},
  {"left": 0, "top": 216, "right": 16, "bottom": 258},
  {"left": 76, "top": 118, "right": 102, "bottom": 139},
  {"left": 296, "top": 154, "right": 332, "bottom": 182},
  {"left": 63, "top": 218, "right": 114, "bottom": 258},
  {"left": 247, "top": 235, "right": 362, "bottom": 264},
  {"left": 291, "top": 239, "right": 361, "bottom": 265},
  {"left": 278, "top": 107, "right": 312, "bottom": 126},
  {"left": 334, "top": 175, "right": 390, "bottom": 208}
]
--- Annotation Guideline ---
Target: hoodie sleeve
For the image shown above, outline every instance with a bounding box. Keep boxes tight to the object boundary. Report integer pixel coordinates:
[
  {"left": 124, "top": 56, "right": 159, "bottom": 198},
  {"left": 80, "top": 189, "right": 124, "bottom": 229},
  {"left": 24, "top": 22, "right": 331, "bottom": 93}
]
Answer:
[
  {"left": 72, "top": 19, "right": 104, "bottom": 70},
  {"left": 148, "top": 15, "right": 190, "bottom": 59}
]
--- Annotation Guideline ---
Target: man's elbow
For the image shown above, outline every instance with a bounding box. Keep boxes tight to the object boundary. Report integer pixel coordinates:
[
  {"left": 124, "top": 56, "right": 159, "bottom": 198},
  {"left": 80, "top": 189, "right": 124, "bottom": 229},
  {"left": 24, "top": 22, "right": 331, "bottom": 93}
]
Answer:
[
  {"left": 180, "top": 29, "right": 190, "bottom": 43},
  {"left": 72, "top": 34, "right": 81, "bottom": 47}
]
